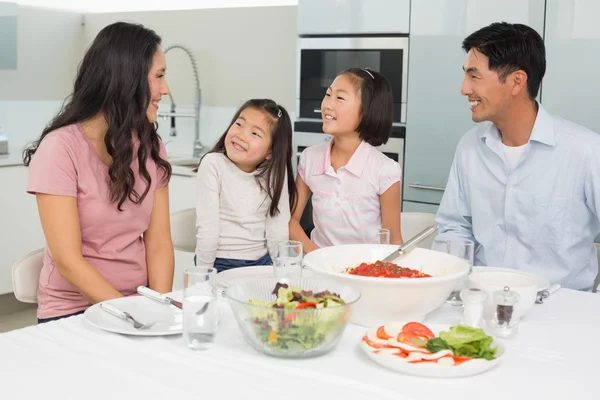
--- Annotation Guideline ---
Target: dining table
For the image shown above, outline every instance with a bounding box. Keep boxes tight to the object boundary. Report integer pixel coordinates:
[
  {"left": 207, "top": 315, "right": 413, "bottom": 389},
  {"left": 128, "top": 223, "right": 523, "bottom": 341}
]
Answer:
[{"left": 1, "top": 287, "right": 598, "bottom": 400}]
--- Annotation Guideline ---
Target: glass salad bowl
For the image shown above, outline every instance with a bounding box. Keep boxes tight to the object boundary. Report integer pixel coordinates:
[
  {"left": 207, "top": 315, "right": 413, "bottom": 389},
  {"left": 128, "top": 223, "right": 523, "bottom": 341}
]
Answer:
[{"left": 225, "top": 277, "right": 361, "bottom": 358}]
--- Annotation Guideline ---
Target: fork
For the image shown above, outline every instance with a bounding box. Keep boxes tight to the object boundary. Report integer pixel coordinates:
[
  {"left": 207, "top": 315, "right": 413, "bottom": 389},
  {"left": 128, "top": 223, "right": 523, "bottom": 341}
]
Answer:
[
  {"left": 122, "top": 311, "right": 156, "bottom": 329},
  {"left": 101, "top": 303, "right": 156, "bottom": 330}
]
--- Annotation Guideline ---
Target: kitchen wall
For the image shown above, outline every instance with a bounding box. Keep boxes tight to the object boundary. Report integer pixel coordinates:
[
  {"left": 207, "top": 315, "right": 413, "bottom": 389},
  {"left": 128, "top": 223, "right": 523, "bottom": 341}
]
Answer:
[
  {"left": 82, "top": 7, "right": 297, "bottom": 109},
  {"left": 0, "top": 5, "right": 83, "bottom": 149},
  {"left": 1, "top": 5, "right": 298, "bottom": 153},
  {"left": 0, "top": 6, "right": 82, "bottom": 101},
  {"left": 82, "top": 6, "right": 297, "bottom": 153}
]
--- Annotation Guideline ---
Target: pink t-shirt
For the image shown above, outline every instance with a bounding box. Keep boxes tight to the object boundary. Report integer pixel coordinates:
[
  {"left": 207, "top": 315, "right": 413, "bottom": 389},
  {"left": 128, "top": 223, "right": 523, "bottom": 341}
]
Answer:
[
  {"left": 298, "top": 139, "right": 402, "bottom": 248},
  {"left": 27, "top": 124, "right": 168, "bottom": 319}
]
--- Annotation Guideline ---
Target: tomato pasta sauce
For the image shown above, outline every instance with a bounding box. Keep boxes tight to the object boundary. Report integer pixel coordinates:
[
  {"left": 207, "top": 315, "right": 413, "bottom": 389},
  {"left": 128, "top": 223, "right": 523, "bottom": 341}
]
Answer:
[{"left": 346, "top": 260, "right": 431, "bottom": 278}]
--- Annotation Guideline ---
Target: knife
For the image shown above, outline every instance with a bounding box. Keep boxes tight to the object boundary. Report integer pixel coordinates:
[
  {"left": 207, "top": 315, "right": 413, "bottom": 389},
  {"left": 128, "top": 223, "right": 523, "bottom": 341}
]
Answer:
[
  {"left": 535, "top": 283, "right": 561, "bottom": 304},
  {"left": 137, "top": 286, "right": 183, "bottom": 310},
  {"left": 381, "top": 225, "right": 438, "bottom": 262}
]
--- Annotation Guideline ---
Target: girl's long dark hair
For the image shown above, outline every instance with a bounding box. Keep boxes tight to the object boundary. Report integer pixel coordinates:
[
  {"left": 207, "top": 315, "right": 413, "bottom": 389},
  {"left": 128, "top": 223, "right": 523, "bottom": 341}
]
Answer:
[
  {"left": 23, "top": 21, "right": 171, "bottom": 211},
  {"left": 205, "top": 99, "right": 297, "bottom": 218}
]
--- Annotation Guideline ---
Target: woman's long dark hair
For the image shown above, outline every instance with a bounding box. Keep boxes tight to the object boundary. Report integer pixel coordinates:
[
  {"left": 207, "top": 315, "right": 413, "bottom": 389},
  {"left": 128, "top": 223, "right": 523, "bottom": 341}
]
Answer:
[
  {"left": 23, "top": 21, "right": 171, "bottom": 211},
  {"left": 205, "top": 99, "right": 297, "bottom": 217}
]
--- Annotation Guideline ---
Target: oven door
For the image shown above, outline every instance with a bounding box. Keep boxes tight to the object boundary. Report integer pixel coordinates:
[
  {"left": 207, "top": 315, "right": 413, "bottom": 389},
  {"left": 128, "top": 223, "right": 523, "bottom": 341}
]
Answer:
[{"left": 297, "top": 36, "right": 409, "bottom": 124}]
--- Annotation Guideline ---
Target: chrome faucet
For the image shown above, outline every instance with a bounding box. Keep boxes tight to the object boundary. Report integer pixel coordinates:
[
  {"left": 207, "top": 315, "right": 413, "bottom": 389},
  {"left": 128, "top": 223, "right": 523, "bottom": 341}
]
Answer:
[{"left": 159, "top": 44, "right": 204, "bottom": 159}]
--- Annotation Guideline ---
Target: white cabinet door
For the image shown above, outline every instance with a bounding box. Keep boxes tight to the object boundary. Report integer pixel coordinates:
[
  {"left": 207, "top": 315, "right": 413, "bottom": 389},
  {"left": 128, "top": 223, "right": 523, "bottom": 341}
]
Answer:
[
  {"left": 542, "top": 0, "right": 600, "bottom": 134},
  {"left": 297, "top": 0, "right": 410, "bottom": 35},
  {"left": 168, "top": 174, "right": 197, "bottom": 213},
  {"left": 0, "top": 166, "right": 45, "bottom": 295},
  {"left": 168, "top": 174, "right": 197, "bottom": 290},
  {"left": 402, "top": 0, "right": 546, "bottom": 206}
]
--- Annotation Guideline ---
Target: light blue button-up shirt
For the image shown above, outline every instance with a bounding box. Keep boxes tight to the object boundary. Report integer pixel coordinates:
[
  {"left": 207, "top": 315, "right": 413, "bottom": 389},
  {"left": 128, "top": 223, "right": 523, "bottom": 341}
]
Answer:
[{"left": 436, "top": 103, "right": 600, "bottom": 290}]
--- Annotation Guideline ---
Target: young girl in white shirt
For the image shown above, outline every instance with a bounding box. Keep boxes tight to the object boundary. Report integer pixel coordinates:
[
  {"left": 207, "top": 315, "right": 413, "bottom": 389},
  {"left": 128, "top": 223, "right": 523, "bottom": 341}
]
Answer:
[{"left": 194, "top": 99, "right": 296, "bottom": 272}]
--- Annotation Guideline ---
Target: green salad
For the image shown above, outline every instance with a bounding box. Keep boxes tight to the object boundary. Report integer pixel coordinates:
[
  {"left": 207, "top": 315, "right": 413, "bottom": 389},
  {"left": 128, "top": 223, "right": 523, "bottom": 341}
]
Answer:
[
  {"left": 248, "top": 283, "right": 346, "bottom": 352},
  {"left": 421, "top": 326, "right": 498, "bottom": 360}
]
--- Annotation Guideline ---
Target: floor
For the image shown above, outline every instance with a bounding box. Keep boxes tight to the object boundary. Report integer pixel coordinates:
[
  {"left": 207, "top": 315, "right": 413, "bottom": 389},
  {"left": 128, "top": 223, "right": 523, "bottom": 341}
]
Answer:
[{"left": 0, "top": 293, "right": 37, "bottom": 333}]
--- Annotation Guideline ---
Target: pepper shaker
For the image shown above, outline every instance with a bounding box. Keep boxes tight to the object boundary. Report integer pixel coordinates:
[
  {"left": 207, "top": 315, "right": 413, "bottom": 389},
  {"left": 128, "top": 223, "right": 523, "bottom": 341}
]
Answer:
[
  {"left": 491, "top": 286, "right": 520, "bottom": 339},
  {"left": 459, "top": 288, "right": 487, "bottom": 328}
]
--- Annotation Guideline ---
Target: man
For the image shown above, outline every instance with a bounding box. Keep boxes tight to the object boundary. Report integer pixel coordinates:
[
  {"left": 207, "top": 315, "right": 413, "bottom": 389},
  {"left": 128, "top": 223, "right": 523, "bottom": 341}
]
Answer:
[{"left": 435, "top": 22, "right": 600, "bottom": 291}]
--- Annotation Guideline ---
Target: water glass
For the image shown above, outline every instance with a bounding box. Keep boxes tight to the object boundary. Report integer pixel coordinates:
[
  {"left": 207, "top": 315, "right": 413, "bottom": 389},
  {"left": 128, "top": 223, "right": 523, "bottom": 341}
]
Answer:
[
  {"left": 183, "top": 267, "right": 219, "bottom": 350},
  {"left": 364, "top": 228, "right": 390, "bottom": 244},
  {"left": 273, "top": 240, "right": 303, "bottom": 279},
  {"left": 432, "top": 237, "right": 475, "bottom": 306}
]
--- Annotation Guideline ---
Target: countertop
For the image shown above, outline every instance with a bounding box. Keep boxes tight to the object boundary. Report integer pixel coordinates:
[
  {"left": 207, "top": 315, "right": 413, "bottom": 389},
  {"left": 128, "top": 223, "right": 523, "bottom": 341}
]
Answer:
[
  {"left": 0, "top": 147, "right": 25, "bottom": 167},
  {"left": 0, "top": 148, "right": 197, "bottom": 178}
]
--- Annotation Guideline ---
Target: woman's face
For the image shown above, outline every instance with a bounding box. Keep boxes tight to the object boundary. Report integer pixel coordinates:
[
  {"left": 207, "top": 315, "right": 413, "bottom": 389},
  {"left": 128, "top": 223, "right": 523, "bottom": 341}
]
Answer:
[{"left": 146, "top": 46, "right": 170, "bottom": 124}]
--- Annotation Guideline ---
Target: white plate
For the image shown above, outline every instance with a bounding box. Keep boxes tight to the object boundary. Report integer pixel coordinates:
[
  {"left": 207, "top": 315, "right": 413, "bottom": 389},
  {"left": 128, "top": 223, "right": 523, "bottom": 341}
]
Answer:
[
  {"left": 360, "top": 322, "right": 504, "bottom": 378},
  {"left": 472, "top": 266, "right": 550, "bottom": 292},
  {"left": 84, "top": 296, "right": 182, "bottom": 336},
  {"left": 216, "top": 265, "right": 314, "bottom": 288}
]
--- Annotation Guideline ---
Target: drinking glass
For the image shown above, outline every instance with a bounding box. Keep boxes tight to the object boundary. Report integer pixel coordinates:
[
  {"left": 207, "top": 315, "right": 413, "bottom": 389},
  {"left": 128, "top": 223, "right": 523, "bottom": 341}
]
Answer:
[
  {"left": 183, "top": 267, "right": 219, "bottom": 350},
  {"left": 432, "top": 237, "right": 475, "bottom": 306},
  {"left": 363, "top": 228, "right": 391, "bottom": 244},
  {"left": 273, "top": 240, "right": 303, "bottom": 279}
]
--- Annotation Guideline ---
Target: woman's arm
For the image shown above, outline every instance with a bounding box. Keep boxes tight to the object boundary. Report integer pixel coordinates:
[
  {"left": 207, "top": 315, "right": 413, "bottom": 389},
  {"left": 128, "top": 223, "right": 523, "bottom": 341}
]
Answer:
[
  {"left": 143, "top": 186, "right": 174, "bottom": 293},
  {"left": 36, "top": 193, "right": 124, "bottom": 303},
  {"left": 289, "top": 175, "right": 319, "bottom": 253},
  {"left": 379, "top": 182, "right": 403, "bottom": 245}
]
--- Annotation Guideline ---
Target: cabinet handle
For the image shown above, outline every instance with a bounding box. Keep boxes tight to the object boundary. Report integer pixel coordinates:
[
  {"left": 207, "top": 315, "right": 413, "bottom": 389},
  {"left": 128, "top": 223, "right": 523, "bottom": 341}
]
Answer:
[
  {"left": 408, "top": 184, "right": 445, "bottom": 192},
  {"left": 313, "top": 108, "right": 321, "bottom": 113}
]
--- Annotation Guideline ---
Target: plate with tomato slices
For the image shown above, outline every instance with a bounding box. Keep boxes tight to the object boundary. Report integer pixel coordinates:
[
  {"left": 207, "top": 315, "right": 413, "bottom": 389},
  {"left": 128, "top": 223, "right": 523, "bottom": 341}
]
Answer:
[{"left": 360, "top": 321, "right": 504, "bottom": 378}]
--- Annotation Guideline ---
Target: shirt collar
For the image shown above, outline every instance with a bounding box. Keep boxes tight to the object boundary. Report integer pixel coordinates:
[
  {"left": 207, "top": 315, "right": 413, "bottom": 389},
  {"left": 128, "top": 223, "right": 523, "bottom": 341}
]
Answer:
[
  {"left": 481, "top": 101, "right": 556, "bottom": 147},
  {"left": 312, "top": 139, "right": 371, "bottom": 177}
]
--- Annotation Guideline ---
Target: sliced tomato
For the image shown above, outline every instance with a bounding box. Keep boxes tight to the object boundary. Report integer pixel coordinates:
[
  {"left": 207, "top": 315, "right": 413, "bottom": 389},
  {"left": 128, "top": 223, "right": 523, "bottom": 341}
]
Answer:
[
  {"left": 408, "top": 359, "right": 438, "bottom": 364},
  {"left": 396, "top": 332, "right": 426, "bottom": 348},
  {"left": 283, "top": 312, "right": 297, "bottom": 323},
  {"left": 362, "top": 336, "right": 396, "bottom": 349},
  {"left": 376, "top": 326, "right": 392, "bottom": 340},
  {"left": 401, "top": 322, "right": 435, "bottom": 340},
  {"left": 451, "top": 355, "right": 473, "bottom": 365},
  {"left": 295, "top": 302, "right": 317, "bottom": 309}
]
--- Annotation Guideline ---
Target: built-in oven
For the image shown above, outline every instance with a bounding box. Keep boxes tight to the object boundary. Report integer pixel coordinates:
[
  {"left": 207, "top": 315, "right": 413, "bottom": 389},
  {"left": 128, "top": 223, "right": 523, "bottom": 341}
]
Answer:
[
  {"left": 292, "top": 125, "right": 405, "bottom": 176},
  {"left": 296, "top": 36, "right": 409, "bottom": 124}
]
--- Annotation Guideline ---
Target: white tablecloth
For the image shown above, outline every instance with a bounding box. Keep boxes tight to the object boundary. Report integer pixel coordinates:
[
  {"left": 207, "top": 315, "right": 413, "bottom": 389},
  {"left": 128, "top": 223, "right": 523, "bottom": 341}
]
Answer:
[{"left": 1, "top": 288, "right": 599, "bottom": 400}]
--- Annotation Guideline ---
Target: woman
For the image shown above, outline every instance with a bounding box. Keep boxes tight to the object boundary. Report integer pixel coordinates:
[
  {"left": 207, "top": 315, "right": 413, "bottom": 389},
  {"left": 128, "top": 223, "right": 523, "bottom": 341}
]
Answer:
[{"left": 24, "top": 21, "right": 174, "bottom": 323}]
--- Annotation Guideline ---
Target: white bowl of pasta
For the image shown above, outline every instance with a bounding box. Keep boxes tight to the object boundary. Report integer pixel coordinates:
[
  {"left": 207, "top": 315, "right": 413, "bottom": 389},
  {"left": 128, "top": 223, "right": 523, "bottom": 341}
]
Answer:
[{"left": 303, "top": 244, "right": 470, "bottom": 327}]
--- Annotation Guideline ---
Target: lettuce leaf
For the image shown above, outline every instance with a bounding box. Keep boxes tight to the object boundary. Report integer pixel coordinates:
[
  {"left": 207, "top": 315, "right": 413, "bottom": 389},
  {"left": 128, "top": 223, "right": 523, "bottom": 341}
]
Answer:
[{"left": 426, "top": 326, "right": 497, "bottom": 360}]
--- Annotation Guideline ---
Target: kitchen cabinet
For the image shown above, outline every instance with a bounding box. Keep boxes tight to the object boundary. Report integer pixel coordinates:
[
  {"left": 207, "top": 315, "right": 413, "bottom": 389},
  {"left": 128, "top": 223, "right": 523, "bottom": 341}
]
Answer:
[
  {"left": 167, "top": 173, "right": 197, "bottom": 291},
  {"left": 402, "top": 201, "right": 439, "bottom": 215},
  {"left": 402, "top": 0, "right": 546, "bottom": 207},
  {"left": 297, "top": 0, "right": 410, "bottom": 35},
  {"left": 168, "top": 173, "right": 197, "bottom": 213},
  {"left": 541, "top": 0, "right": 600, "bottom": 134},
  {"left": 0, "top": 3, "right": 18, "bottom": 69}
]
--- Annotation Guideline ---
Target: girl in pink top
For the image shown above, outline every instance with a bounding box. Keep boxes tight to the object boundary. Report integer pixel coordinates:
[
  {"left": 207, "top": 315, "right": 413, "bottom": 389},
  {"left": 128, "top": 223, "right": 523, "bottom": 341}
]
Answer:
[
  {"left": 24, "top": 22, "right": 174, "bottom": 322},
  {"left": 290, "top": 68, "right": 403, "bottom": 252}
]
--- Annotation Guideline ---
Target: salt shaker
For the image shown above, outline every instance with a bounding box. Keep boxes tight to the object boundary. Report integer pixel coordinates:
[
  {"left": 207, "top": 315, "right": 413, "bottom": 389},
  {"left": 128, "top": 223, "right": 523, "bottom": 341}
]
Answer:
[
  {"left": 459, "top": 288, "right": 487, "bottom": 328},
  {"left": 491, "top": 286, "right": 520, "bottom": 339}
]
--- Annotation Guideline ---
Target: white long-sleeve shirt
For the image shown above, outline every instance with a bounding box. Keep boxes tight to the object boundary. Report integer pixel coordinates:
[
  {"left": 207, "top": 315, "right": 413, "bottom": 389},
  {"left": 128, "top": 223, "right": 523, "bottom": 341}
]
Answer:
[{"left": 195, "top": 152, "right": 290, "bottom": 266}]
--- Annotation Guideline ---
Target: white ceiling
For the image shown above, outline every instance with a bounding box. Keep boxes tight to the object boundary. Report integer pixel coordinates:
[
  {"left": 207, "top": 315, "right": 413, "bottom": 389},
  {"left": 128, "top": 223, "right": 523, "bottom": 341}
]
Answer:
[{"left": 12, "top": 0, "right": 298, "bottom": 13}]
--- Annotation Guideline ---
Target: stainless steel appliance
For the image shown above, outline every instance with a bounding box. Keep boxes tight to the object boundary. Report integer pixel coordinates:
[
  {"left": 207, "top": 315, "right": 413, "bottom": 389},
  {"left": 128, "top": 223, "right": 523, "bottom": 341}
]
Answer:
[
  {"left": 294, "top": 0, "right": 410, "bottom": 231},
  {"left": 296, "top": 36, "right": 409, "bottom": 124},
  {"left": 292, "top": 125, "right": 405, "bottom": 176}
]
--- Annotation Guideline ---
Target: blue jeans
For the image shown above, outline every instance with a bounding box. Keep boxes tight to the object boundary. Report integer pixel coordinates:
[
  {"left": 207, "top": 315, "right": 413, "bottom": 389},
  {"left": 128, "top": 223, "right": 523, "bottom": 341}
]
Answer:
[
  {"left": 194, "top": 253, "right": 272, "bottom": 273},
  {"left": 38, "top": 309, "right": 85, "bottom": 324}
]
